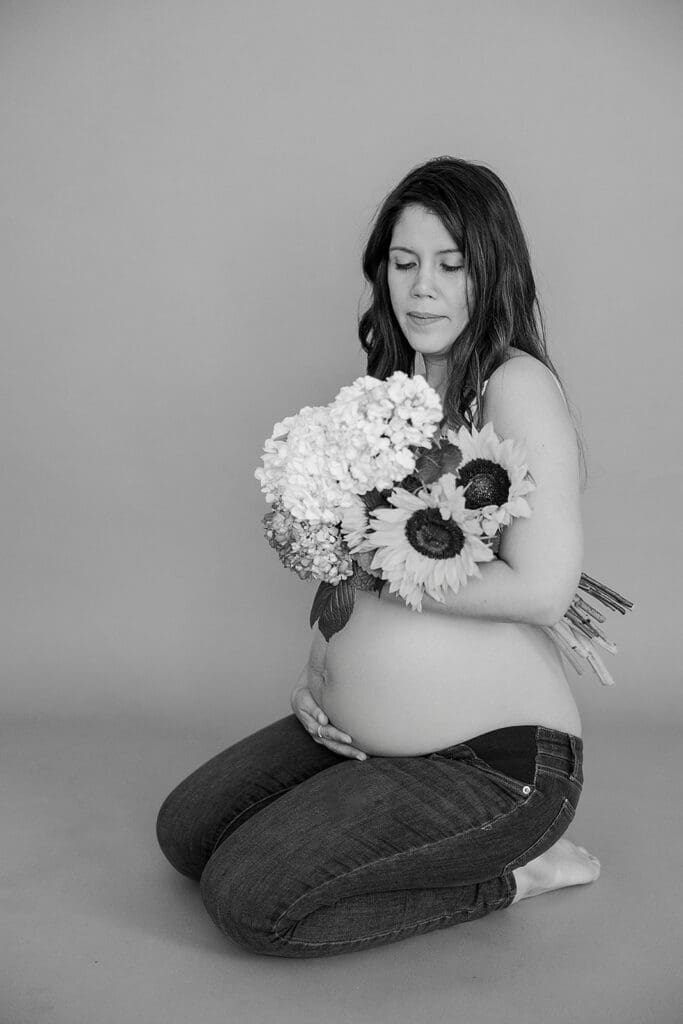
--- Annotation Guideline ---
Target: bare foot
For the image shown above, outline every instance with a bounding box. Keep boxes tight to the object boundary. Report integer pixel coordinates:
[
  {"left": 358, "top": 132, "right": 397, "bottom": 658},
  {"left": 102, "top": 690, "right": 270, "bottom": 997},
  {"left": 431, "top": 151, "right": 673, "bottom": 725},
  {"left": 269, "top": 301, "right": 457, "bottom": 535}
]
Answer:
[{"left": 511, "top": 837, "right": 600, "bottom": 903}]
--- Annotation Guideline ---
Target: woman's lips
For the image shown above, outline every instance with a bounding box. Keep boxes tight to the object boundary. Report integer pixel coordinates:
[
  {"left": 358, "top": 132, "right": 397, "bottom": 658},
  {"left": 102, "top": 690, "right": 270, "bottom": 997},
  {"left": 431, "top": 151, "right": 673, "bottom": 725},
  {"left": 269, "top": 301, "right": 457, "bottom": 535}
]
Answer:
[{"left": 407, "top": 313, "right": 446, "bottom": 327}]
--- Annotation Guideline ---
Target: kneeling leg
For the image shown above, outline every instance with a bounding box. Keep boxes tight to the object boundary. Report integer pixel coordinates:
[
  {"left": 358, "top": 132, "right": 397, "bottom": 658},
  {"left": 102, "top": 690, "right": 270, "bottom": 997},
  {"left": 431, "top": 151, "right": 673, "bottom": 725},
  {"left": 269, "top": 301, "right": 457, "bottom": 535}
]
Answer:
[
  {"left": 199, "top": 750, "right": 567, "bottom": 958},
  {"left": 156, "top": 714, "right": 339, "bottom": 880}
]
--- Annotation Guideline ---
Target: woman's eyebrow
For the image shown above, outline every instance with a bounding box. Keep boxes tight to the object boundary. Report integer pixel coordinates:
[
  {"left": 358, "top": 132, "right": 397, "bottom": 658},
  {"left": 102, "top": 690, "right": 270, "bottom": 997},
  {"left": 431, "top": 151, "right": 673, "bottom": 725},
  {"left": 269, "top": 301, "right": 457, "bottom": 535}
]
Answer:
[{"left": 389, "top": 246, "right": 461, "bottom": 255}]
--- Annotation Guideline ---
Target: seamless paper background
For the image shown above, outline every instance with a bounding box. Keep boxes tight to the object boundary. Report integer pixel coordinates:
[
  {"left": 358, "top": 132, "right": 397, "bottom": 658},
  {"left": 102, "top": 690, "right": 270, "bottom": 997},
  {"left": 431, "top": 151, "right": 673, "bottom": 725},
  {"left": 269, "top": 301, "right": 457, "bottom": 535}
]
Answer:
[
  {"left": 2, "top": 0, "right": 680, "bottom": 726},
  {"left": 2, "top": 4, "right": 682, "bottom": 1024}
]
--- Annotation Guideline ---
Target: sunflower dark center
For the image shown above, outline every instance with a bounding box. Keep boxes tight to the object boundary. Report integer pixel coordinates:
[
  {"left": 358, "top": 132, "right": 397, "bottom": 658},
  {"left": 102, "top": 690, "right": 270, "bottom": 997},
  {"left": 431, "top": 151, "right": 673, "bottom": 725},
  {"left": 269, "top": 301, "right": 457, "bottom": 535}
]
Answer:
[
  {"left": 405, "top": 508, "right": 465, "bottom": 559},
  {"left": 458, "top": 458, "right": 510, "bottom": 509}
]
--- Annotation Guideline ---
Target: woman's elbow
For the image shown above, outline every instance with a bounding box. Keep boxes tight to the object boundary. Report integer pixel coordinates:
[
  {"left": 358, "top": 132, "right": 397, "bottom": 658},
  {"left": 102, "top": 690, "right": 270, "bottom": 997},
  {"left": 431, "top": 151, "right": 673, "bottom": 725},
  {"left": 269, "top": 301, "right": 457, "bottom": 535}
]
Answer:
[
  {"left": 536, "top": 564, "right": 583, "bottom": 626},
  {"left": 535, "top": 599, "right": 569, "bottom": 628}
]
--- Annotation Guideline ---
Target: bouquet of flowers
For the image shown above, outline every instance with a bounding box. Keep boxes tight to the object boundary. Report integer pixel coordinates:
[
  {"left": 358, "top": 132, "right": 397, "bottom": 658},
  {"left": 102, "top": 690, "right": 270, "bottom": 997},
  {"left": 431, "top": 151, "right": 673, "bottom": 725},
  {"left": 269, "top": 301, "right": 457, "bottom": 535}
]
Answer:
[{"left": 254, "top": 372, "right": 632, "bottom": 686}]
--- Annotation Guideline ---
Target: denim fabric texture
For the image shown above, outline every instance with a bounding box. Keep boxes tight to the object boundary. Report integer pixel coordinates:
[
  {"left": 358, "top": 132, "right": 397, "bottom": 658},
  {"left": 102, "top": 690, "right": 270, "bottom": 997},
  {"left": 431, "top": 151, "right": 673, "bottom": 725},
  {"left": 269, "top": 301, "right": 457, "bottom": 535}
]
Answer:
[{"left": 156, "top": 716, "right": 583, "bottom": 958}]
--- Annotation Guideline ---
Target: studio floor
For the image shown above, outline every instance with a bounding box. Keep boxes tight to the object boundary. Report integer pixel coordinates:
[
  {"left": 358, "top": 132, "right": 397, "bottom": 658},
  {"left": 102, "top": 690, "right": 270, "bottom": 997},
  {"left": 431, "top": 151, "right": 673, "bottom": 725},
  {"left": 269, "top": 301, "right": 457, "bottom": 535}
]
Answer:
[{"left": 2, "top": 706, "right": 680, "bottom": 1024}]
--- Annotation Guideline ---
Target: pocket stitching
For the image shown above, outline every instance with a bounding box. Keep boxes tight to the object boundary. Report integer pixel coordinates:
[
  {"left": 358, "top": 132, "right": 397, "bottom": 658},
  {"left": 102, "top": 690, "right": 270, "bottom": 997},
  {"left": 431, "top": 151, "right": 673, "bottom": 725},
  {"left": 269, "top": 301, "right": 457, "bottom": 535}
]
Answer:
[
  {"left": 536, "top": 766, "right": 583, "bottom": 802},
  {"left": 430, "top": 750, "right": 529, "bottom": 791},
  {"left": 466, "top": 750, "right": 535, "bottom": 792},
  {"left": 503, "top": 797, "right": 575, "bottom": 874}
]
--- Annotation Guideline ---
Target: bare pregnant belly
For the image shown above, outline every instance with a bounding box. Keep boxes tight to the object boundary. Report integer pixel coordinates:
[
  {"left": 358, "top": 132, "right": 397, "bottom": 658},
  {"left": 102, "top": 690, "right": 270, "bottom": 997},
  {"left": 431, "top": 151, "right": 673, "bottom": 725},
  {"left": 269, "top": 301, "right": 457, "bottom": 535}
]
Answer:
[{"left": 319, "top": 590, "right": 582, "bottom": 757}]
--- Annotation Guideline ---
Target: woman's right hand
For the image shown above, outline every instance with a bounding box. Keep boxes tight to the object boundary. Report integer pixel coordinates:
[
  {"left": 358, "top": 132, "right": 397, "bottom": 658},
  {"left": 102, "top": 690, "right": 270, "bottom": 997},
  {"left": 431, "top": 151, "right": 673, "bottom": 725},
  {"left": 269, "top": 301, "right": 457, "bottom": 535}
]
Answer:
[{"left": 290, "top": 665, "right": 367, "bottom": 761}]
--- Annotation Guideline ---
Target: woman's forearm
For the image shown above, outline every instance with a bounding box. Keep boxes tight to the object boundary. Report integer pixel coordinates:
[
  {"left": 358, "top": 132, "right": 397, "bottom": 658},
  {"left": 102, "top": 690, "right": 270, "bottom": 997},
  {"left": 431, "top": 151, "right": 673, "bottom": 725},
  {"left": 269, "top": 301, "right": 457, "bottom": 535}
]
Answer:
[{"left": 381, "top": 557, "right": 568, "bottom": 627}]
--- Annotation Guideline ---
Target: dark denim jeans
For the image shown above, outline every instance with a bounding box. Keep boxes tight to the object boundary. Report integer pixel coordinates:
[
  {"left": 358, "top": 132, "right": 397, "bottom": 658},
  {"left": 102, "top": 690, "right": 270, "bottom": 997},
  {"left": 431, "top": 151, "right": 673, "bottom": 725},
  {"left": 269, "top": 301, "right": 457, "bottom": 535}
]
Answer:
[{"left": 156, "top": 715, "right": 583, "bottom": 958}]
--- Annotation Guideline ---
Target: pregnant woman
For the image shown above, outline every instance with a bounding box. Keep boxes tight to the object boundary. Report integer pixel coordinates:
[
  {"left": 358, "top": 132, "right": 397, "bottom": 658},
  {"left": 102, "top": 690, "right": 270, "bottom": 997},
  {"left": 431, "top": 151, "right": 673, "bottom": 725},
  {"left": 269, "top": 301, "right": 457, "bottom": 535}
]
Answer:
[{"left": 156, "top": 156, "right": 600, "bottom": 958}]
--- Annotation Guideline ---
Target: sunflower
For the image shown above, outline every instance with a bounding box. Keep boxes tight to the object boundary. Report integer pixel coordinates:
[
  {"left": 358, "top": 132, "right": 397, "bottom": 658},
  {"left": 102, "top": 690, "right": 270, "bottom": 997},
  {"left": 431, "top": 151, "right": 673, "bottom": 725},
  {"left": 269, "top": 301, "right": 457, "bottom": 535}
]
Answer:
[
  {"left": 339, "top": 493, "right": 386, "bottom": 575},
  {"left": 339, "top": 493, "right": 375, "bottom": 550},
  {"left": 364, "top": 474, "right": 494, "bottom": 611},
  {"left": 446, "top": 421, "right": 535, "bottom": 536}
]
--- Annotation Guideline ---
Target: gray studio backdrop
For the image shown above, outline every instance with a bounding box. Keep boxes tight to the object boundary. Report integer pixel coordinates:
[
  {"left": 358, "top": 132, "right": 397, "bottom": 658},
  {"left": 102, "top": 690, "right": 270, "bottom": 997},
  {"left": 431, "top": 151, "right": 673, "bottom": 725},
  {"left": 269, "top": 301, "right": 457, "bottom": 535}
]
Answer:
[{"left": 2, "top": 1, "right": 681, "bottom": 733}]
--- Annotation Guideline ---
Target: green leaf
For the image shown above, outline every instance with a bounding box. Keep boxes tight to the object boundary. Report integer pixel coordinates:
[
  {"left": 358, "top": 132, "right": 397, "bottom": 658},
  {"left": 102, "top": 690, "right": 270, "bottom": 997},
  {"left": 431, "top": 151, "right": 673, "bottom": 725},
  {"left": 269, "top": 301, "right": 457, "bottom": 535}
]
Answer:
[
  {"left": 318, "top": 580, "right": 356, "bottom": 640},
  {"left": 361, "top": 488, "right": 386, "bottom": 513},
  {"left": 413, "top": 449, "right": 443, "bottom": 485},
  {"left": 439, "top": 442, "right": 463, "bottom": 476},
  {"left": 397, "top": 473, "right": 423, "bottom": 494},
  {"left": 350, "top": 562, "right": 378, "bottom": 591},
  {"left": 309, "top": 581, "right": 335, "bottom": 628},
  {"left": 411, "top": 438, "right": 462, "bottom": 485}
]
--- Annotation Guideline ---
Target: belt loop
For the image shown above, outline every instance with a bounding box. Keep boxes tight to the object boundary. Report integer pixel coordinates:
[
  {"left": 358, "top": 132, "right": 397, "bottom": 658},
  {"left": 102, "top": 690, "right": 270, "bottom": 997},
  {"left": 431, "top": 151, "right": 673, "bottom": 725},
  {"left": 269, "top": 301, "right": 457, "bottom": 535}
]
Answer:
[
  {"left": 533, "top": 725, "right": 541, "bottom": 788},
  {"left": 568, "top": 734, "right": 580, "bottom": 781}
]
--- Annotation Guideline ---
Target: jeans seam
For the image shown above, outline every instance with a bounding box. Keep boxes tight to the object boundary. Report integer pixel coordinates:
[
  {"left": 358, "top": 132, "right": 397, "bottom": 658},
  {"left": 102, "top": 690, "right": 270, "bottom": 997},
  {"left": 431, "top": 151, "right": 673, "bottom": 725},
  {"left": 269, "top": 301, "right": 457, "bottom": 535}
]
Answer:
[
  {"left": 472, "top": 761, "right": 534, "bottom": 790},
  {"left": 435, "top": 746, "right": 536, "bottom": 791},
  {"left": 536, "top": 765, "right": 575, "bottom": 784},
  {"left": 273, "top": 801, "right": 525, "bottom": 941},
  {"left": 539, "top": 752, "right": 573, "bottom": 766},
  {"left": 501, "top": 797, "right": 574, "bottom": 875},
  {"left": 272, "top": 891, "right": 515, "bottom": 949},
  {"left": 535, "top": 764, "right": 583, "bottom": 797},
  {"left": 212, "top": 785, "right": 298, "bottom": 851}
]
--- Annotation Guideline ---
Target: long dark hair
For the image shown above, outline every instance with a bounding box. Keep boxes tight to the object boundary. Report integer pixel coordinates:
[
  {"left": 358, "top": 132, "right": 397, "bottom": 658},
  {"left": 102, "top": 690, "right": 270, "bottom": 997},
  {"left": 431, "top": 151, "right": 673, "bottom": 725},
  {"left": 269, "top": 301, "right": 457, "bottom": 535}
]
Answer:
[{"left": 358, "top": 156, "right": 587, "bottom": 482}]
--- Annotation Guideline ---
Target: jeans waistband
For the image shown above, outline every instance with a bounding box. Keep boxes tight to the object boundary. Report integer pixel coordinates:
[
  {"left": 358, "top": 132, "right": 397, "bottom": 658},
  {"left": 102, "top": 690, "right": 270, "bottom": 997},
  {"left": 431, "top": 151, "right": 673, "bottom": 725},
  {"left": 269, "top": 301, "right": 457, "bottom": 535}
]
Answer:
[
  {"left": 534, "top": 725, "right": 583, "bottom": 786},
  {"left": 450, "top": 724, "right": 583, "bottom": 789}
]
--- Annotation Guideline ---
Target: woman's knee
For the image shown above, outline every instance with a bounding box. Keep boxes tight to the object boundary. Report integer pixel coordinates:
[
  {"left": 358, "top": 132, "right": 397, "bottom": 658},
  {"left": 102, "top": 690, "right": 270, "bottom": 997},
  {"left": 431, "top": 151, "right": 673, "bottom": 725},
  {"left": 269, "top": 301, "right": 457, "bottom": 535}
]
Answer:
[
  {"left": 199, "top": 845, "right": 295, "bottom": 957},
  {"left": 155, "top": 783, "right": 207, "bottom": 881}
]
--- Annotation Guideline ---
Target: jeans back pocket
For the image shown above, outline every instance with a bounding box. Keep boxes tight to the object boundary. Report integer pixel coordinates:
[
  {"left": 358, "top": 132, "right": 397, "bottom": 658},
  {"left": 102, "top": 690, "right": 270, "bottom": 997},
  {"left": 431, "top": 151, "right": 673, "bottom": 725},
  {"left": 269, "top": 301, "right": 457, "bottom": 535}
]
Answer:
[
  {"left": 503, "top": 797, "right": 576, "bottom": 873},
  {"left": 535, "top": 728, "right": 583, "bottom": 791}
]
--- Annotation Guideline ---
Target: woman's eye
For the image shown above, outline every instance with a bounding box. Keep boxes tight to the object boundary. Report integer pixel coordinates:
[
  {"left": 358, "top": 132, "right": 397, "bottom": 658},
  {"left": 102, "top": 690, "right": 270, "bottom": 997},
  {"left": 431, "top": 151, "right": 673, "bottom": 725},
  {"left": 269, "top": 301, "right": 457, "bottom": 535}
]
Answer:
[{"left": 393, "top": 262, "right": 463, "bottom": 272}]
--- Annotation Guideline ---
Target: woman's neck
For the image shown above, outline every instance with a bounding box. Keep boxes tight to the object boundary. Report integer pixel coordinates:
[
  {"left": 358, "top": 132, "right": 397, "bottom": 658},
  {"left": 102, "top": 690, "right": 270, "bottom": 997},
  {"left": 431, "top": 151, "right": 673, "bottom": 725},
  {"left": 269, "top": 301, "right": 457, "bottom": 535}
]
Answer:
[{"left": 416, "top": 369, "right": 447, "bottom": 401}]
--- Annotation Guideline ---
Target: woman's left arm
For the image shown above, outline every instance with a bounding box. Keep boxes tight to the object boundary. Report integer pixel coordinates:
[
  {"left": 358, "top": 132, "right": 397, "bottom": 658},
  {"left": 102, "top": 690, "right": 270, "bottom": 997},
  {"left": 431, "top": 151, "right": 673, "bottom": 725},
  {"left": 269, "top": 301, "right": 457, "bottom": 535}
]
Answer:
[{"left": 382, "top": 356, "right": 583, "bottom": 627}]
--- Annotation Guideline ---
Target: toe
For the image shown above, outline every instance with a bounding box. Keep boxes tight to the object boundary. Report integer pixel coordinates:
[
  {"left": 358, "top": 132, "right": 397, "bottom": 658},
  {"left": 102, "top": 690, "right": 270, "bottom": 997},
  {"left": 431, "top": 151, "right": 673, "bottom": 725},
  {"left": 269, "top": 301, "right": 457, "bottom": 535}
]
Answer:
[{"left": 576, "top": 843, "right": 599, "bottom": 868}]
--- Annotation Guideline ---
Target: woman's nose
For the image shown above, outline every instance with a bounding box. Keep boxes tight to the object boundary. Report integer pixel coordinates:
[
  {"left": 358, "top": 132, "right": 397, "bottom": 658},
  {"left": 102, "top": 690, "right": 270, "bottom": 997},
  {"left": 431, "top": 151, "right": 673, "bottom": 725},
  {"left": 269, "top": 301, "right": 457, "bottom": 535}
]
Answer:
[{"left": 411, "top": 266, "right": 436, "bottom": 297}]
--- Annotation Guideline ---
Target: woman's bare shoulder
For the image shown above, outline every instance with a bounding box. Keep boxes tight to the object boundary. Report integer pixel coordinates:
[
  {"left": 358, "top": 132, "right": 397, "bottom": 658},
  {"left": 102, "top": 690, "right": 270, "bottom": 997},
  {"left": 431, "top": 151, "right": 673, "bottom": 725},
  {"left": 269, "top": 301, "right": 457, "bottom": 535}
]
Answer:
[
  {"left": 482, "top": 356, "right": 573, "bottom": 452},
  {"left": 486, "top": 350, "right": 561, "bottom": 398}
]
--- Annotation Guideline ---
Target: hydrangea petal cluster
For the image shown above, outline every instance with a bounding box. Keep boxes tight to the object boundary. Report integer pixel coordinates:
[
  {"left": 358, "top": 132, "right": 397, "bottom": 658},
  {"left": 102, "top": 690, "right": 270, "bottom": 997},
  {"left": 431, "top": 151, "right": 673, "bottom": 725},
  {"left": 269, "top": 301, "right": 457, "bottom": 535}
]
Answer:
[
  {"left": 255, "top": 405, "right": 354, "bottom": 524},
  {"left": 254, "top": 372, "right": 443, "bottom": 525},
  {"left": 263, "top": 500, "right": 354, "bottom": 584},
  {"left": 358, "top": 474, "right": 494, "bottom": 611},
  {"left": 326, "top": 372, "right": 443, "bottom": 494},
  {"left": 446, "top": 421, "right": 536, "bottom": 536}
]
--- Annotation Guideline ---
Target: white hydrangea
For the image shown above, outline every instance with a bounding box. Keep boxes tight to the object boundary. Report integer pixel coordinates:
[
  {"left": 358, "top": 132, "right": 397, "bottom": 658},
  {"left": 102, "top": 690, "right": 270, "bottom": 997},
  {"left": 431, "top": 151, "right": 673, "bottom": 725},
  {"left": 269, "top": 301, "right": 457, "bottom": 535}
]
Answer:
[
  {"left": 254, "top": 372, "right": 443, "bottom": 525},
  {"left": 254, "top": 404, "right": 354, "bottom": 524},
  {"left": 326, "top": 372, "right": 443, "bottom": 494}
]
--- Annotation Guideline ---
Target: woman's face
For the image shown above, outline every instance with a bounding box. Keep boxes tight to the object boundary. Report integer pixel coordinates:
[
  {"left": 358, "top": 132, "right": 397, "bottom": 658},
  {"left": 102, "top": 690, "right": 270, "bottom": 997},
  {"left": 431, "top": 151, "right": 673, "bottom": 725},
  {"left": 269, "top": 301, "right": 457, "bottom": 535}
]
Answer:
[{"left": 387, "top": 203, "right": 473, "bottom": 359}]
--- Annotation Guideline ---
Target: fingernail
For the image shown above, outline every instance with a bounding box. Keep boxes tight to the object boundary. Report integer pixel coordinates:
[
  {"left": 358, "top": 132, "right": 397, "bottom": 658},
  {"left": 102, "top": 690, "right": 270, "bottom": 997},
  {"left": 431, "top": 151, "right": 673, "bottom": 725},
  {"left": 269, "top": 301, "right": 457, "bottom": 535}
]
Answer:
[
  {"left": 317, "top": 713, "right": 327, "bottom": 724},
  {"left": 343, "top": 735, "right": 353, "bottom": 743},
  {"left": 356, "top": 753, "right": 366, "bottom": 761}
]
